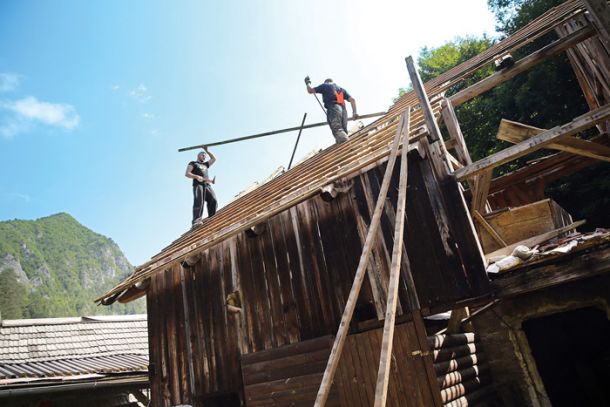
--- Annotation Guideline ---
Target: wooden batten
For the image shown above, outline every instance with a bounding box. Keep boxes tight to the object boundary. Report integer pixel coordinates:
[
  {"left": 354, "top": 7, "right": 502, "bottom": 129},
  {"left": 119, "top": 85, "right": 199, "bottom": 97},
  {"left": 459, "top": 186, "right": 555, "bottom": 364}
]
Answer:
[
  {"left": 449, "top": 25, "right": 595, "bottom": 107},
  {"left": 497, "top": 118, "right": 610, "bottom": 162},
  {"left": 455, "top": 103, "right": 610, "bottom": 181}
]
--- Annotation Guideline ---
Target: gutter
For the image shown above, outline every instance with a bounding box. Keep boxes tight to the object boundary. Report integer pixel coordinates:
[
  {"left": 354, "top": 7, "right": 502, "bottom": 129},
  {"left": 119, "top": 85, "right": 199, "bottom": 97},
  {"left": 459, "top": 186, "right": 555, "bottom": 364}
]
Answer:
[{"left": 0, "top": 375, "right": 148, "bottom": 398}]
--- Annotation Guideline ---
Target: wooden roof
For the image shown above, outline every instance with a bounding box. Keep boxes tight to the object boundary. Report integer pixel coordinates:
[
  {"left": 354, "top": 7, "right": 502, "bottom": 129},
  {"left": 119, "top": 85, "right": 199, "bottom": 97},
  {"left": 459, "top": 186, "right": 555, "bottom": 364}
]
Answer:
[{"left": 97, "top": 0, "right": 587, "bottom": 304}]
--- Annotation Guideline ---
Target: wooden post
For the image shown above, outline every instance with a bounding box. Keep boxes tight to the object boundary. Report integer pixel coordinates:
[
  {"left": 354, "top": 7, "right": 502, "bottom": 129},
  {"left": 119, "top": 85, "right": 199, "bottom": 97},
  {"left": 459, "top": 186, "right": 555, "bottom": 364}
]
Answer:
[
  {"left": 314, "top": 110, "right": 410, "bottom": 407},
  {"left": 405, "top": 56, "right": 443, "bottom": 143},
  {"left": 471, "top": 169, "right": 493, "bottom": 214},
  {"left": 441, "top": 98, "right": 472, "bottom": 166},
  {"left": 582, "top": 0, "right": 610, "bottom": 55},
  {"left": 373, "top": 109, "right": 411, "bottom": 407}
]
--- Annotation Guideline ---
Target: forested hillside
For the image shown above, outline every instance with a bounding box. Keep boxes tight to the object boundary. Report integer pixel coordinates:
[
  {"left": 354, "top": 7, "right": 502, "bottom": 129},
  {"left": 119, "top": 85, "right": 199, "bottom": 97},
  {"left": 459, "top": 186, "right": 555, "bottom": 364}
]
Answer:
[{"left": 0, "top": 213, "right": 145, "bottom": 319}]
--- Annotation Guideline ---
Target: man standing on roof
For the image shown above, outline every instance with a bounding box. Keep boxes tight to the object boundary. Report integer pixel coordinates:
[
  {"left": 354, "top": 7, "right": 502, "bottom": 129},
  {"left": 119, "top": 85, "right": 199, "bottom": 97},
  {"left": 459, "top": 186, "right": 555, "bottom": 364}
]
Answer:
[
  {"left": 306, "top": 78, "right": 358, "bottom": 144},
  {"left": 185, "top": 147, "right": 217, "bottom": 225}
]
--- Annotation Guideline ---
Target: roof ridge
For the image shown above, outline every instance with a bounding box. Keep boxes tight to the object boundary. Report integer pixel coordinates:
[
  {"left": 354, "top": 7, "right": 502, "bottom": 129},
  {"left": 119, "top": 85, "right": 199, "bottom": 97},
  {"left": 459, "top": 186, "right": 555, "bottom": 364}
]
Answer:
[{"left": 1, "top": 314, "right": 147, "bottom": 327}]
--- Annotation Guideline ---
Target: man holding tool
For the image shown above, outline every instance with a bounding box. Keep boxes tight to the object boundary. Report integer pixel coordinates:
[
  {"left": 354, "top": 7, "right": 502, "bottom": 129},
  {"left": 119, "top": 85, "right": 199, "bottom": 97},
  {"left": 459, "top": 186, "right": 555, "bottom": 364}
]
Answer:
[
  {"left": 185, "top": 147, "right": 217, "bottom": 225},
  {"left": 305, "top": 77, "right": 358, "bottom": 144}
]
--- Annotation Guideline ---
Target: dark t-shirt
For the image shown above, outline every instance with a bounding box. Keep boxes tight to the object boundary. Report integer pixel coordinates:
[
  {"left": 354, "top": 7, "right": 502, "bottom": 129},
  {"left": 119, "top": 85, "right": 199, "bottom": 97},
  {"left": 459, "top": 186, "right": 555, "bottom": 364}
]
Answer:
[
  {"left": 189, "top": 160, "right": 210, "bottom": 187},
  {"left": 314, "top": 83, "right": 352, "bottom": 109}
]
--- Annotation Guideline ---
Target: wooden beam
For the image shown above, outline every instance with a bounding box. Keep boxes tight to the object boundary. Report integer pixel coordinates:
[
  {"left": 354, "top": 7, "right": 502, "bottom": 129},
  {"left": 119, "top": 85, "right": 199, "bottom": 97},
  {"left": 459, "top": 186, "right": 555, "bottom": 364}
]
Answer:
[
  {"left": 441, "top": 98, "right": 472, "bottom": 165},
  {"left": 471, "top": 170, "right": 492, "bottom": 214},
  {"left": 497, "top": 118, "right": 610, "bottom": 162},
  {"left": 373, "top": 110, "right": 411, "bottom": 407},
  {"left": 406, "top": 56, "right": 443, "bottom": 143},
  {"left": 449, "top": 26, "right": 595, "bottom": 107},
  {"left": 178, "top": 111, "right": 387, "bottom": 150},
  {"left": 582, "top": 0, "right": 610, "bottom": 55},
  {"left": 447, "top": 152, "right": 464, "bottom": 169},
  {"left": 492, "top": 244, "right": 610, "bottom": 299},
  {"left": 446, "top": 307, "right": 471, "bottom": 334},
  {"left": 314, "top": 110, "right": 410, "bottom": 407},
  {"left": 473, "top": 210, "right": 508, "bottom": 249},
  {"left": 455, "top": 104, "right": 610, "bottom": 181}
]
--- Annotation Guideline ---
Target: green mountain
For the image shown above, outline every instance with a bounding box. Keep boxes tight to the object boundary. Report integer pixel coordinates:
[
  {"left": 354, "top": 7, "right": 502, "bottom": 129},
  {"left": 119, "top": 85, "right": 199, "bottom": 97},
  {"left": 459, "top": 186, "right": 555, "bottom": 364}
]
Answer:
[{"left": 0, "top": 213, "right": 145, "bottom": 319}]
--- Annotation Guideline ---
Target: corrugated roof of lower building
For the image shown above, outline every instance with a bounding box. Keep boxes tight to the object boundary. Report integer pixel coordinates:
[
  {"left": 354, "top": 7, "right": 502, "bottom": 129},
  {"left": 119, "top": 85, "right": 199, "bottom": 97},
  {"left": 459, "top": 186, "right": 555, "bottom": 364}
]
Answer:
[{"left": 0, "top": 315, "right": 148, "bottom": 385}]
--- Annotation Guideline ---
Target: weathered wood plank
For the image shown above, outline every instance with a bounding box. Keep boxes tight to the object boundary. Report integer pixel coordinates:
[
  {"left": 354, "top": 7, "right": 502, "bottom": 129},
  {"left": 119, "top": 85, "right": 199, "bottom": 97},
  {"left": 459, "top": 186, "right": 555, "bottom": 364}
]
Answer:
[
  {"left": 441, "top": 98, "right": 472, "bottom": 165},
  {"left": 267, "top": 212, "right": 301, "bottom": 345},
  {"left": 406, "top": 56, "right": 442, "bottom": 143},
  {"left": 492, "top": 244, "right": 610, "bottom": 298},
  {"left": 455, "top": 103, "right": 610, "bottom": 180},
  {"left": 582, "top": 0, "right": 610, "bottom": 55},
  {"left": 497, "top": 118, "right": 610, "bottom": 162},
  {"left": 471, "top": 170, "right": 492, "bottom": 214}
]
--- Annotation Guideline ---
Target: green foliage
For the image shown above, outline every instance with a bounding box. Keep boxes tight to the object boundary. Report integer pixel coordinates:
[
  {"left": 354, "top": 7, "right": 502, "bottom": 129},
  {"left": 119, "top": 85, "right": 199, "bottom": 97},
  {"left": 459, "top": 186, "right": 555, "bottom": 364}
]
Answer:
[
  {"left": 0, "top": 213, "right": 145, "bottom": 319},
  {"left": 399, "top": 0, "right": 609, "bottom": 228},
  {"left": 487, "top": 0, "right": 564, "bottom": 34},
  {"left": 0, "top": 269, "right": 27, "bottom": 319},
  {"left": 418, "top": 36, "right": 495, "bottom": 85}
]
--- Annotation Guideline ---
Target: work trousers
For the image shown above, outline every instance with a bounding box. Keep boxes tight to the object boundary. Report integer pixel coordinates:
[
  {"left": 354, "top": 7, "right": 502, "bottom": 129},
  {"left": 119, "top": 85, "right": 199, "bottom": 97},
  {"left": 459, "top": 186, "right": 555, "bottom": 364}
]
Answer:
[
  {"left": 326, "top": 103, "right": 349, "bottom": 144},
  {"left": 192, "top": 184, "right": 217, "bottom": 223}
]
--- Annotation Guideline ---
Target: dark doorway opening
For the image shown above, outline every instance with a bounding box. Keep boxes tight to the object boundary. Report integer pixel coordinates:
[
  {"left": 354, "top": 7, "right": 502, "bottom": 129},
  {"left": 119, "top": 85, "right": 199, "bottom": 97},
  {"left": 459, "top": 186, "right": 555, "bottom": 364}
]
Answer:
[{"left": 522, "top": 307, "right": 610, "bottom": 406}]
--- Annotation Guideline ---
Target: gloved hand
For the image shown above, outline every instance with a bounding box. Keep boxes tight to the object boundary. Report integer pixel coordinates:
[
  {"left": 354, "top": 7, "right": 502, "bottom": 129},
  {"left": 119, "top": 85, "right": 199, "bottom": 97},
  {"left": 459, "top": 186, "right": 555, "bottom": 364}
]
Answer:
[{"left": 304, "top": 76, "right": 311, "bottom": 86}]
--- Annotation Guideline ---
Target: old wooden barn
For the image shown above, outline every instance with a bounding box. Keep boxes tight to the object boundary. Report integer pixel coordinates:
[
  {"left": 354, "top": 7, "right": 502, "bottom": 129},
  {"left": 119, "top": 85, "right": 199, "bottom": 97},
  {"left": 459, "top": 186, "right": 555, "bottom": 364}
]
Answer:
[{"left": 98, "top": 0, "right": 610, "bottom": 406}]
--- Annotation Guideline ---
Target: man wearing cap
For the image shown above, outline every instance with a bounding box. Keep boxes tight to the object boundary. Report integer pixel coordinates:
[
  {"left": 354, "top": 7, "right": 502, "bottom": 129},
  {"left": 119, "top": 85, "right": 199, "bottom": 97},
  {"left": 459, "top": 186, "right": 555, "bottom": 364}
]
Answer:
[
  {"left": 185, "top": 147, "right": 217, "bottom": 225},
  {"left": 306, "top": 78, "right": 358, "bottom": 144}
]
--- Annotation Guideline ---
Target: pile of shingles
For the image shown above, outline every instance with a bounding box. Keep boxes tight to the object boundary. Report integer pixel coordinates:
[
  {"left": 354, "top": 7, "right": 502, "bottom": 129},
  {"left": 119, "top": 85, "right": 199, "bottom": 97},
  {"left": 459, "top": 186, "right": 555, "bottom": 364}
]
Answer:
[
  {"left": 97, "top": 0, "right": 588, "bottom": 304},
  {"left": 487, "top": 228, "right": 610, "bottom": 274}
]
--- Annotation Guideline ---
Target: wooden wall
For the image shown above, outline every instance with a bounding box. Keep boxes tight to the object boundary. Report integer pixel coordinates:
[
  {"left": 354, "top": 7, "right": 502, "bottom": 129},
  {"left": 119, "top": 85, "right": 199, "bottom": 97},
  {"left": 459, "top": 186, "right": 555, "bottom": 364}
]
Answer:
[{"left": 146, "top": 152, "right": 488, "bottom": 406}]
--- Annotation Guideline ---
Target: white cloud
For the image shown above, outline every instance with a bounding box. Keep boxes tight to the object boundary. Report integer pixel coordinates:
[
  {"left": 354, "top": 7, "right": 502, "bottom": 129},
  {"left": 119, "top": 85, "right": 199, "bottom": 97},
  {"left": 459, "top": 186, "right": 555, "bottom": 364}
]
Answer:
[
  {"left": 129, "top": 84, "right": 152, "bottom": 102},
  {"left": 111, "top": 84, "right": 120, "bottom": 92},
  {"left": 0, "top": 96, "right": 80, "bottom": 138},
  {"left": 0, "top": 73, "right": 19, "bottom": 92},
  {"left": 142, "top": 112, "right": 155, "bottom": 119},
  {"left": 3, "top": 97, "right": 79, "bottom": 129}
]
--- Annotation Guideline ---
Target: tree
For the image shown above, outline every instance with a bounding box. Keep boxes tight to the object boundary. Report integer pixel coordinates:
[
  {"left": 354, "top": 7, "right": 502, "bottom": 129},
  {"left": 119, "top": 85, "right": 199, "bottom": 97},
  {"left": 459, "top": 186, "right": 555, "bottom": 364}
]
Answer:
[{"left": 0, "top": 270, "right": 27, "bottom": 319}]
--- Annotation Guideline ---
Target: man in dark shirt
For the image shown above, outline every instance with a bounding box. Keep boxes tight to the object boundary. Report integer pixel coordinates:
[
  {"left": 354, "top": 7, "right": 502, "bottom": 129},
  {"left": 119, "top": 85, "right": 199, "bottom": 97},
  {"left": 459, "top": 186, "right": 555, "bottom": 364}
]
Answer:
[
  {"left": 185, "top": 147, "right": 217, "bottom": 225},
  {"left": 306, "top": 78, "right": 358, "bottom": 144}
]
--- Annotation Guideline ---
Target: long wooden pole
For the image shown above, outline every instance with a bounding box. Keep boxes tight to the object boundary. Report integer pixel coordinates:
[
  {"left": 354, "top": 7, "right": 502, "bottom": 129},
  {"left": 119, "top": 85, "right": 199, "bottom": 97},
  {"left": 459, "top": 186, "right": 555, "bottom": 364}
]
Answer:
[
  {"left": 177, "top": 111, "right": 387, "bottom": 151},
  {"left": 314, "top": 109, "right": 410, "bottom": 407},
  {"left": 288, "top": 112, "right": 308, "bottom": 170},
  {"left": 406, "top": 56, "right": 442, "bottom": 143},
  {"left": 373, "top": 109, "right": 411, "bottom": 407}
]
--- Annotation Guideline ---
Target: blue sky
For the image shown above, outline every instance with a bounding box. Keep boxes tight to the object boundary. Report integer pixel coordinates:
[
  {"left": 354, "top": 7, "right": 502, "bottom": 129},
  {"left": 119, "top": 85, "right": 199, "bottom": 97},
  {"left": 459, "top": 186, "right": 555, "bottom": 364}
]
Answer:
[{"left": 0, "top": 0, "right": 497, "bottom": 265}]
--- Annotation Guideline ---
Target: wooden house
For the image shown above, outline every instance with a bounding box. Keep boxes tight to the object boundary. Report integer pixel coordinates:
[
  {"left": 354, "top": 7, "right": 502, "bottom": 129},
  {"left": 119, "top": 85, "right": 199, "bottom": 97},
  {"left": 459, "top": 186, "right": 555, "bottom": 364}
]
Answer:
[{"left": 98, "top": 1, "right": 610, "bottom": 405}]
